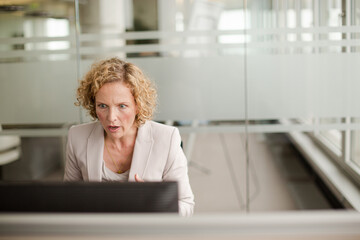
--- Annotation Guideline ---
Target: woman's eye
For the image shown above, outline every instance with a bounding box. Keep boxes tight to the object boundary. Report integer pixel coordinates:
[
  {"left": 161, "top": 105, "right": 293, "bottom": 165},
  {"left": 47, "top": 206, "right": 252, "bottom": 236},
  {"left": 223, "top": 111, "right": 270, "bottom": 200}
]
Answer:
[
  {"left": 119, "top": 104, "right": 126, "bottom": 109},
  {"left": 98, "top": 104, "right": 107, "bottom": 109}
]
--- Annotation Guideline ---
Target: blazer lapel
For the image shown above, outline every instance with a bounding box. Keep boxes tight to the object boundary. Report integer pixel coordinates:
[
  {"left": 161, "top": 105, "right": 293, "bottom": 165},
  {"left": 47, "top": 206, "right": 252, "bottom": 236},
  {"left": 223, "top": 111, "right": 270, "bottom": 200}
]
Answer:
[
  {"left": 128, "top": 121, "right": 154, "bottom": 181},
  {"left": 86, "top": 122, "right": 104, "bottom": 181}
]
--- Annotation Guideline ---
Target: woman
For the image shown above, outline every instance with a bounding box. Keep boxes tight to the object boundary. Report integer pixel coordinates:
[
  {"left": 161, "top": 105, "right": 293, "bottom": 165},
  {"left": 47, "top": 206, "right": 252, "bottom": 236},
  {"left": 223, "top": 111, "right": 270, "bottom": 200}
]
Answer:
[{"left": 64, "top": 57, "right": 194, "bottom": 216}]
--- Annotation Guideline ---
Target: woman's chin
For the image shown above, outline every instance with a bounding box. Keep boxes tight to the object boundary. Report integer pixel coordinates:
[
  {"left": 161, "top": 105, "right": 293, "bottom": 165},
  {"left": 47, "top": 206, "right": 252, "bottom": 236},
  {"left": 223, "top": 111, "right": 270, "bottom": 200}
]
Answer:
[{"left": 106, "top": 129, "right": 124, "bottom": 138}]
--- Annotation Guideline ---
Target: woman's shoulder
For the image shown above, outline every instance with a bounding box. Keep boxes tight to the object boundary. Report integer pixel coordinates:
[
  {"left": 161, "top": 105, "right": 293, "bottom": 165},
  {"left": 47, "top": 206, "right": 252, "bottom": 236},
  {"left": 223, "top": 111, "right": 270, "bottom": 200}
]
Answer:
[
  {"left": 68, "top": 121, "right": 100, "bottom": 137},
  {"left": 146, "top": 121, "right": 177, "bottom": 133},
  {"left": 144, "top": 121, "right": 181, "bottom": 142}
]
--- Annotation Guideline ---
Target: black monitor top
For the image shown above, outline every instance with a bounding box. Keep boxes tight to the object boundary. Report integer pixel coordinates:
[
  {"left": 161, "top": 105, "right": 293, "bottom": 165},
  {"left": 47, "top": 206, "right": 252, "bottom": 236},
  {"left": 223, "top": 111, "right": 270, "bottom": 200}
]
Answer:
[{"left": 0, "top": 181, "right": 178, "bottom": 213}]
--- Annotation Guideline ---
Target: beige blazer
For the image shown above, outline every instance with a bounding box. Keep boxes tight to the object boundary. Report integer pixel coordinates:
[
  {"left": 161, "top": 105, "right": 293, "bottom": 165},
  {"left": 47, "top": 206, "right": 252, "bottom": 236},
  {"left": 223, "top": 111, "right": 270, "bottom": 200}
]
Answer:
[{"left": 64, "top": 120, "right": 194, "bottom": 216}]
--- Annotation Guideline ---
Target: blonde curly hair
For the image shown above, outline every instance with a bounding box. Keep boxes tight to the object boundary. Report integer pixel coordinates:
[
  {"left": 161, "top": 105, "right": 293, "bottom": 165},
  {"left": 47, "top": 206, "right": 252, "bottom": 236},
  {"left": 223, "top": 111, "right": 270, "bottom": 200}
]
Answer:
[{"left": 76, "top": 57, "right": 157, "bottom": 127}]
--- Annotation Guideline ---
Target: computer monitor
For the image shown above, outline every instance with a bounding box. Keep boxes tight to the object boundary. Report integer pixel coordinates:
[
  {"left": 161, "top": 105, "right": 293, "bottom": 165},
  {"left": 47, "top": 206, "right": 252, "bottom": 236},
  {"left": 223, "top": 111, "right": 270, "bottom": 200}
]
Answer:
[{"left": 0, "top": 181, "right": 178, "bottom": 213}]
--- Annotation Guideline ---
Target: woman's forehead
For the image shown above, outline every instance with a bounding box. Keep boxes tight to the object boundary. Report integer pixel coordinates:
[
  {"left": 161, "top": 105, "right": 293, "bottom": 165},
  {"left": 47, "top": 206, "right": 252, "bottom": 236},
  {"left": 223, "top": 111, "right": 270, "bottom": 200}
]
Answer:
[{"left": 96, "top": 82, "right": 135, "bottom": 102}]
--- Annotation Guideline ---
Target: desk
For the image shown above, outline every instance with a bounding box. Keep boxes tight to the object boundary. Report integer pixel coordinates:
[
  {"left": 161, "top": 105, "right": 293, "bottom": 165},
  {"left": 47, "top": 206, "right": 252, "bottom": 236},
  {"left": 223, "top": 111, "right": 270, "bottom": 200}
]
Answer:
[{"left": 0, "top": 210, "right": 359, "bottom": 240}]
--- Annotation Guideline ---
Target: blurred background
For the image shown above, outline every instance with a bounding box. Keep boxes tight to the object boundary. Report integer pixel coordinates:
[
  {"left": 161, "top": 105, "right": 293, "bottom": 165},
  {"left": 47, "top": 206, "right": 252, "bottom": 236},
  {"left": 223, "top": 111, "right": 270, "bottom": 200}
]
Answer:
[{"left": 0, "top": 0, "right": 360, "bottom": 214}]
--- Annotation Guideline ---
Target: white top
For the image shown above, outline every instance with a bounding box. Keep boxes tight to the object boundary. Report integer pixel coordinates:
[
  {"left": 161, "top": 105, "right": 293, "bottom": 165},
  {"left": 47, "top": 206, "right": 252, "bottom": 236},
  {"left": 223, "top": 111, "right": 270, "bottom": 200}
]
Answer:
[{"left": 101, "top": 161, "right": 129, "bottom": 182}]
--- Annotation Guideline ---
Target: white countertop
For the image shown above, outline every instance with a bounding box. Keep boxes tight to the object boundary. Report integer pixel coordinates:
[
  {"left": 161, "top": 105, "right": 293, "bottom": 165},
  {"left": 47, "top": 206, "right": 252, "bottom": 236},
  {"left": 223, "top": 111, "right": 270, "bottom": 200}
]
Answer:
[{"left": 0, "top": 210, "right": 360, "bottom": 239}]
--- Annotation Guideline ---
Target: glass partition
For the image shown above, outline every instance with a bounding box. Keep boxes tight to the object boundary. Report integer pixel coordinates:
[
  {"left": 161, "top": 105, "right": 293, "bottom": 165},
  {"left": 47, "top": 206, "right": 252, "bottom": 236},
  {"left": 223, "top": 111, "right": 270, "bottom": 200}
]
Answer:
[
  {"left": 0, "top": 0, "right": 360, "bottom": 214},
  {"left": 246, "top": 0, "right": 360, "bottom": 212},
  {"left": 0, "top": 0, "right": 78, "bottom": 124}
]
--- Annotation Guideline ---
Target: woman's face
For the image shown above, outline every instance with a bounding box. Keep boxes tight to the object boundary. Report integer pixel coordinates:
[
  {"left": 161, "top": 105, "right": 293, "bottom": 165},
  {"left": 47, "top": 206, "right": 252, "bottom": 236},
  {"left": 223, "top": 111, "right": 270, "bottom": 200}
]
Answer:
[{"left": 95, "top": 81, "right": 138, "bottom": 140}]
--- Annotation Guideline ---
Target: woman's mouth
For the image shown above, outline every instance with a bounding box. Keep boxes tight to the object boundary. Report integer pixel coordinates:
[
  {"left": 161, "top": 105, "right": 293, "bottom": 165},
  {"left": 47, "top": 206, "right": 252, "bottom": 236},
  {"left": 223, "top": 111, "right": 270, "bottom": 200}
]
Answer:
[{"left": 108, "top": 126, "right": 120, "bottom": 133}]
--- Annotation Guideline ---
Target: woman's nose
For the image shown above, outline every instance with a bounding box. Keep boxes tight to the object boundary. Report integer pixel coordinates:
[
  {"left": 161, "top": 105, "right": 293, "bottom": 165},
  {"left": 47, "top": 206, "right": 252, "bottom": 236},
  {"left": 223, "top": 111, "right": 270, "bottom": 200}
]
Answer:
[{"left": 107, "top": 108, "right": 117, "bottom": 122}]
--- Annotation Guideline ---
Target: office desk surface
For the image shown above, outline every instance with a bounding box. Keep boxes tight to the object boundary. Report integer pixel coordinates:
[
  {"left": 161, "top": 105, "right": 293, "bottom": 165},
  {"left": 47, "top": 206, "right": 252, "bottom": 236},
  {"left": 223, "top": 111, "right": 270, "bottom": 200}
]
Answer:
[{"left": 0, "top": 210, "right": 359, "bottom": 240}]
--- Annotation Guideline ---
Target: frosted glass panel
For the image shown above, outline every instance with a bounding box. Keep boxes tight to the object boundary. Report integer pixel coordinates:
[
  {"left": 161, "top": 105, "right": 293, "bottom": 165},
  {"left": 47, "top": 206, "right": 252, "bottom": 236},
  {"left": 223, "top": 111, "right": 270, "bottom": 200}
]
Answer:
[
  {"left": 0, "top": 61, "right": 79, "bottom": 124},
  {"left": 248, "top": 53, "right": 360, "bottom": 119}
]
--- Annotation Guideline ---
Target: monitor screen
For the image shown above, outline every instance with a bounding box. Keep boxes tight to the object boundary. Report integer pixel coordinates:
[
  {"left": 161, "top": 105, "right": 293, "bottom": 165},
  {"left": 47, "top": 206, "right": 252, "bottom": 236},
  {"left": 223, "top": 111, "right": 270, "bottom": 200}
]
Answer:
[{"left": 0, "top": 181, "right": 178, "bottom": 213}]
